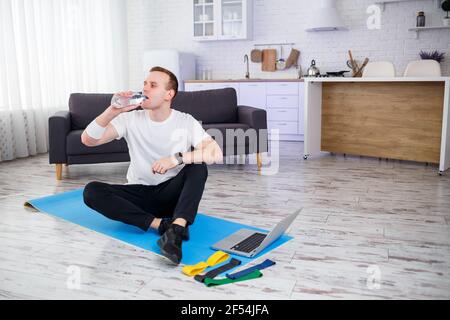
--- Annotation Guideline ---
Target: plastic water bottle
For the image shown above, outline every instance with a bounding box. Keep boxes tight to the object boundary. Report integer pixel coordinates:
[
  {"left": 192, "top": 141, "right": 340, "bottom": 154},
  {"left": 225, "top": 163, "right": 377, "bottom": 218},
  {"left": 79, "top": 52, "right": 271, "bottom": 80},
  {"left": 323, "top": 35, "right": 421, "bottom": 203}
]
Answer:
[{"left": 111, "top": 92, "right": 148, "bottom": 108}]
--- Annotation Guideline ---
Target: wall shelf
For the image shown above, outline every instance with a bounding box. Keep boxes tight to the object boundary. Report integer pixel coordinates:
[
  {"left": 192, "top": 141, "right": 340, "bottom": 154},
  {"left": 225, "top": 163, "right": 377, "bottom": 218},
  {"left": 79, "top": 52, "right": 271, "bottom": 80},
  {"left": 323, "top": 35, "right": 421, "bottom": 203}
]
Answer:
[
  {"left": 408, "top": 25, "right": 450, "bottom": 38},
  {"left": 374, "top": 0, "right": 441, "bottom": 11}
]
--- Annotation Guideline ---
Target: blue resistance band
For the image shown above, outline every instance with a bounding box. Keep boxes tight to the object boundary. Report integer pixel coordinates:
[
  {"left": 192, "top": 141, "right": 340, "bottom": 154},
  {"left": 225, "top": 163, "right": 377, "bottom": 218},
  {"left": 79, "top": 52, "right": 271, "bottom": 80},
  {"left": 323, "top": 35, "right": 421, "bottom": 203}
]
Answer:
[{"left": 225, "top": 259, "right": 276, "bottom": 280}]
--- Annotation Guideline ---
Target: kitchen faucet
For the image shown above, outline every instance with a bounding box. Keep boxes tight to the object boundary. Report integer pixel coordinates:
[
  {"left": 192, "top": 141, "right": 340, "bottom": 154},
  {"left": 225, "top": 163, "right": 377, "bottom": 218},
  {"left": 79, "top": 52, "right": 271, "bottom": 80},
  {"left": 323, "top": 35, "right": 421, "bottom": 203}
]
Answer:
[{"left": 244, "top": 54, "right": 250, "bottom": 79}]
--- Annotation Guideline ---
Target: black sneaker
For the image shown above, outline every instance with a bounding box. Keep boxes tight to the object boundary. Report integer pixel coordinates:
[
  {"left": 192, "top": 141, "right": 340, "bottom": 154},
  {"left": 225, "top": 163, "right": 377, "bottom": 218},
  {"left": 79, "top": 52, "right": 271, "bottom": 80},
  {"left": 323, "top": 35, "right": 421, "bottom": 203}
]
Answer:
[
  {"left": 158, "top": 218, "right": 190, "bottom": 241},
  {"left": 157, "top": 225, "right": 183, "bottom": 265}
]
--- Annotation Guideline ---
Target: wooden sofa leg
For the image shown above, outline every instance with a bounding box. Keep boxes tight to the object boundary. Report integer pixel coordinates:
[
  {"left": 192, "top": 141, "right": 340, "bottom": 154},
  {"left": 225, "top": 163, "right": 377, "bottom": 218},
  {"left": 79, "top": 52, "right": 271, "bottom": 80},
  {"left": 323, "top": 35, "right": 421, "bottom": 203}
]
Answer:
[
  {"left": 56, "top": 164, "right": 63, "bottom": 180},
  {"left": 256, "top": 153, "right": 262, "bottom": 171}
]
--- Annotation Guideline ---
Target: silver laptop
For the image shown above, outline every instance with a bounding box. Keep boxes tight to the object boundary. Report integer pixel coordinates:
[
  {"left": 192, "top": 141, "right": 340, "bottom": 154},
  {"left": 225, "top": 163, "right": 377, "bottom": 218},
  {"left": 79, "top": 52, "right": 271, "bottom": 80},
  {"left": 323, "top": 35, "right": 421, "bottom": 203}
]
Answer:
[{"left": 211, "top": 209, "right": 300, "bottom": 258}]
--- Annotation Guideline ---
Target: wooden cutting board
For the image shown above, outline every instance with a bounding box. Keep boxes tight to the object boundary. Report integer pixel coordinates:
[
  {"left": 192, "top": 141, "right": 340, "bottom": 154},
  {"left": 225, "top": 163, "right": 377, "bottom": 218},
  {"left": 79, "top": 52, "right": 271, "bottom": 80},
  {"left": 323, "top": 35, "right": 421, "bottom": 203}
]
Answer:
[
  {"left": 262, "top": 49, "right": 277, "bottom": 71},
  {"left": 285, "top": 49, "right": 300, "bottom": 68}
]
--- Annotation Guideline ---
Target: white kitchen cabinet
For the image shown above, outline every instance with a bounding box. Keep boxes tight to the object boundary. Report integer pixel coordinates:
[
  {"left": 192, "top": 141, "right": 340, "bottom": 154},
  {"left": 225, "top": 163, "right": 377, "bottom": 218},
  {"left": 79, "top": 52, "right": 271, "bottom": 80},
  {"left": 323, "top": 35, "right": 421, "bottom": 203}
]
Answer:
[
  {"left": 266, "top": 95, "right": 298, "bottom": 108},
  {"left": 184, "top": 83, "right": 219, "bottom": 91},
  {"left": 193, "top": 0, "right": 252, "bottom": 41},
  {"left": 185, "top": 82, "right": 240, "bottom": 102},
  {"left": 268, "top": 121, "right": 299, "bottom": 135},
  {"left": 183, "top": 80, "right": 305, "bottom": 141},
  {"left": 266, "top": 82, "right": 298, "bottom": 95},
  {"left": 267, "top": 108, "right": 298, "bottom": 121},
  {"left": 239, "top": 82, "right": 266, "bottom": 110},
  {"left": 193, "top": 0, "right": 215, "bottom": 40},
  {"left": 266, "top": 82, "right": 301, "bottom": 139}
]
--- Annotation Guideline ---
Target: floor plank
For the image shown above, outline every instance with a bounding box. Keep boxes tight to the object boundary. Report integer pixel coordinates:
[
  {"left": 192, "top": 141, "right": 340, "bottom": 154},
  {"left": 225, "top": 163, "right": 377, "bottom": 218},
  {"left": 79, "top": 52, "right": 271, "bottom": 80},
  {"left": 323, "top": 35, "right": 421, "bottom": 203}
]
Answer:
[{"left": 0, "top": 142, "right": 449, "bottom": 299}]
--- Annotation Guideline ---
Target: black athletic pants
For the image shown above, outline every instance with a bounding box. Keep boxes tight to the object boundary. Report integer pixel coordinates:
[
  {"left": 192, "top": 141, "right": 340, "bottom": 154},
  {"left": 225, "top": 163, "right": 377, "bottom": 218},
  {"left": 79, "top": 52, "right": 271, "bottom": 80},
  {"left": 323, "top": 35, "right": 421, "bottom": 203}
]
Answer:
[{"left": 83, "top": 163, "right": 208, "bottom": 231}]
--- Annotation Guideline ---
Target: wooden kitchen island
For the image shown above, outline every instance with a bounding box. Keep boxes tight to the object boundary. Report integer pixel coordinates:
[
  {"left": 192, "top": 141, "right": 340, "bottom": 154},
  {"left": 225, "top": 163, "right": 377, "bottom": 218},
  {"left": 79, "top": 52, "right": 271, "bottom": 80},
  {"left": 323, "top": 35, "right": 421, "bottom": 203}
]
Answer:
[{"left": 303, "top": 77, "right": 450, "bottom": 174}]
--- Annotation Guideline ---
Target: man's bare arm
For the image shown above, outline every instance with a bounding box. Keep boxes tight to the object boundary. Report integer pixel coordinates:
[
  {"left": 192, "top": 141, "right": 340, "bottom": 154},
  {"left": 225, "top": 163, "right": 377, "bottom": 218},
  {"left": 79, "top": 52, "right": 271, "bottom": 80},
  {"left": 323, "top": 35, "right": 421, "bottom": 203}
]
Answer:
[
  {"left": 150, "top": 138, "right": 223, "bottom": 175},
  {"left": 81, "top": 121, "right": 119, "bottom": 147},
  {"left": 182, "top": 138, "right": 223, "bottom": 165},
  {"left": 81, "top": 91, "right": 139, "bottom": 147}
]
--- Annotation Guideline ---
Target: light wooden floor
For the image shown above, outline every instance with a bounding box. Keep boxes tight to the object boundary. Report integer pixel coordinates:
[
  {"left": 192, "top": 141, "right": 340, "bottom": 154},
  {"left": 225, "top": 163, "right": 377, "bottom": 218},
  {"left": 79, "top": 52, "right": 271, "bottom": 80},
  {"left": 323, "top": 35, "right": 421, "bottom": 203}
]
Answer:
[{"left": 0, "top": 142, "right": 449, "bottom": 300}]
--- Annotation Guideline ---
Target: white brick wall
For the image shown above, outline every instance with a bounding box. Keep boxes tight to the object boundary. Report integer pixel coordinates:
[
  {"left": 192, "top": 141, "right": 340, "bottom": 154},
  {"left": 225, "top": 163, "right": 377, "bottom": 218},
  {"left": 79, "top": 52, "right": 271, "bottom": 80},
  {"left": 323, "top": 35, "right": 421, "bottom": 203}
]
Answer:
[{"left": 126, "top": 0, "right": 450, "bottom": 89}]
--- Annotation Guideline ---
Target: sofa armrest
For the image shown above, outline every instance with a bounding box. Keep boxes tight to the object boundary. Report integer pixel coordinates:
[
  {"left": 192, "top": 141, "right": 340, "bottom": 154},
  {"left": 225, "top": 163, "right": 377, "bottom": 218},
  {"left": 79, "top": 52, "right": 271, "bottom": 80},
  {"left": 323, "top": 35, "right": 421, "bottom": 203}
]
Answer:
[
  {"left": 237, "top": 105, "right": 267, "bottom": 130},
  {"left": 49, "top": 111, "right": 71, "bottom": 164}
]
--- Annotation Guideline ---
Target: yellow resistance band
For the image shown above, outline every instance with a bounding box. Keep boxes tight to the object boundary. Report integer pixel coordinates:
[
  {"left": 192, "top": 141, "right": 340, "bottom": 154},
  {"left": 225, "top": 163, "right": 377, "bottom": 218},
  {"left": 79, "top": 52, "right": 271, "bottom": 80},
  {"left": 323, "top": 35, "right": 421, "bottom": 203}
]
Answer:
[{"left": 182, "top": 251, "right": 230, "bottom": 276}]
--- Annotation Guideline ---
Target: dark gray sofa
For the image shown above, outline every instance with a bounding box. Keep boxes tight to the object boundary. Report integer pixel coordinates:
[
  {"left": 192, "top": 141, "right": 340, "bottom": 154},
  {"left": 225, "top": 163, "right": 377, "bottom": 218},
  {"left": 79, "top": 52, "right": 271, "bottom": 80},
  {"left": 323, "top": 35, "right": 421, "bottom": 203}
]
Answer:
[{"left": 49, "top": 88, "right": 268, "bottom": 180}]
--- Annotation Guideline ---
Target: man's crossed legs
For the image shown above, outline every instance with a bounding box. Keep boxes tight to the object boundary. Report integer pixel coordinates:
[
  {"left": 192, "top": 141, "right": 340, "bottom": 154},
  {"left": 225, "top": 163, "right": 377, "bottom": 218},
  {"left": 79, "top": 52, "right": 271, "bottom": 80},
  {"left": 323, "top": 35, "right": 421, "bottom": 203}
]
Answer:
[{"left": 83, "top": 163, "right": 208, "bottom": 264}]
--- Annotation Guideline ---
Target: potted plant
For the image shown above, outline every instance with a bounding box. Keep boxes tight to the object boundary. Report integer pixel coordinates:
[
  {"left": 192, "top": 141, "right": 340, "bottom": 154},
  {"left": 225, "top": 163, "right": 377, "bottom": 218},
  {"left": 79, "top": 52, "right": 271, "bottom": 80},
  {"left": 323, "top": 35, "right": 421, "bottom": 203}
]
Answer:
[
  {"left": 442, "top": 0, "right": 450, "bottom": 26},
  {"left": 419, "top": 50, "right": 445, "bottom": 63}
]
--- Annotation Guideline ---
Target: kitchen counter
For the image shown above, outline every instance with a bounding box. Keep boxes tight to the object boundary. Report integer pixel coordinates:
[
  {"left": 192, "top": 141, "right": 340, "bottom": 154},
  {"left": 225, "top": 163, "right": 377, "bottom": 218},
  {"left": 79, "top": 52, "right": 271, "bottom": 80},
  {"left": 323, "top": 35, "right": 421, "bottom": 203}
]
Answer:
[
  {"left": 185, "top": 79, "right": 304, "bottom": 83},
  {"left": 186, "top": 76, "right": 450, "bottom": 83},
  {"left": 303, "top": 76, "right": 450, "bottom": 173},
  {"left": 303, "top": 76, "right": 449, "bottom": 82}
]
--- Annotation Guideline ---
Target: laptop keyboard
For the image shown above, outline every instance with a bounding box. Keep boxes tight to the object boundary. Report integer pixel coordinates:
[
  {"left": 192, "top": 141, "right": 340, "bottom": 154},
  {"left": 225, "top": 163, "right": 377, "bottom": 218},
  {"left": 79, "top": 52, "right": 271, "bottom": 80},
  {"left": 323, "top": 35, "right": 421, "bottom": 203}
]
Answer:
[{"left": 231, "top": 232, "right": 267, "bottom": 253}]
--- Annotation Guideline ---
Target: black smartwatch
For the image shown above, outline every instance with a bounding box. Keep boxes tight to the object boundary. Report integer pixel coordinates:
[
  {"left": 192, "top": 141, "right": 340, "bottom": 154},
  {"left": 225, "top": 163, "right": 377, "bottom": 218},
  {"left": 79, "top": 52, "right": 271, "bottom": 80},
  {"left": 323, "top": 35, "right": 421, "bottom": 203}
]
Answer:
[{"left": 174, "top": 152, "right": 184, "bottom": 165}]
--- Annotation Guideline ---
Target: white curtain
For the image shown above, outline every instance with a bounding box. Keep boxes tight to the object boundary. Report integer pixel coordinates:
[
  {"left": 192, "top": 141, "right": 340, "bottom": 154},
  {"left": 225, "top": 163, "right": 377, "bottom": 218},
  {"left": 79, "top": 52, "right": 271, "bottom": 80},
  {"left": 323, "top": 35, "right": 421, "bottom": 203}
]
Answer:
[{"left": 0, "top": 0, "right": 128, "bottom": 162}]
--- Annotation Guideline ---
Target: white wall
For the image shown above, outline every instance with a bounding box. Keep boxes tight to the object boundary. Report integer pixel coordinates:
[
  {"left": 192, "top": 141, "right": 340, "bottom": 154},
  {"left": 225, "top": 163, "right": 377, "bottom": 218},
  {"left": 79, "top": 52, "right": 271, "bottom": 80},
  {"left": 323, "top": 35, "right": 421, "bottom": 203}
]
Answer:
[{"left": 126, "top": 0, "right": 450, "bottom": 89}]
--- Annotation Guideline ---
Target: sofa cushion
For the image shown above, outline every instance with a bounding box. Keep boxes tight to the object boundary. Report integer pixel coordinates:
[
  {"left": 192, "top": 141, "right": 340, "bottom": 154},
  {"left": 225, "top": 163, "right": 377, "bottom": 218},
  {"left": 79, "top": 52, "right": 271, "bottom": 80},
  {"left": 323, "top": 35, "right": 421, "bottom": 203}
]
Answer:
[
  {"left": 172, "top": 88, "right": 238, "bottom": 124},
  {"left": 69, "top": 93, "right": 113, "bottom": 130},
  {"left": 66, "top": 130, "right": 128, "bottom": 155}
]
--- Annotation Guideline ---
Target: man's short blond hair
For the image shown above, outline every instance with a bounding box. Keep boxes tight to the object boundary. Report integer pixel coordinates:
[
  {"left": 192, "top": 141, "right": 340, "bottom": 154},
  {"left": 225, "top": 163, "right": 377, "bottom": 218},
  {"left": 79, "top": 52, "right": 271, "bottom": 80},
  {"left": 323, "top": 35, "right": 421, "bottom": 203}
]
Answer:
[{"left": 150, "top": 66, "right": 179, "bottom": 98}]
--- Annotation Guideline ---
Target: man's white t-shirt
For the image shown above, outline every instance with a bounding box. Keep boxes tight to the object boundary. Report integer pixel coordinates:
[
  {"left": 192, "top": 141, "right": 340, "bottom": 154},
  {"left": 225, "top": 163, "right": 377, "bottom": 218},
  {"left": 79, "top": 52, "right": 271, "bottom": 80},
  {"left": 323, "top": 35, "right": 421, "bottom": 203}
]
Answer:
[{"left": 110, "top": 109, "right": 210, "bottom": 186}]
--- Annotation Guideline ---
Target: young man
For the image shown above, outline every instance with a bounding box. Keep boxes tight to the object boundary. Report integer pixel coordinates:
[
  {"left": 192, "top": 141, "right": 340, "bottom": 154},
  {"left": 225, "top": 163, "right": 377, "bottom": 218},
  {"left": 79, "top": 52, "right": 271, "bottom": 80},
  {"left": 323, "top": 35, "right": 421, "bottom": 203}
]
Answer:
[{"left": 81, "top": 66, "right": 223, "bottom": 265}]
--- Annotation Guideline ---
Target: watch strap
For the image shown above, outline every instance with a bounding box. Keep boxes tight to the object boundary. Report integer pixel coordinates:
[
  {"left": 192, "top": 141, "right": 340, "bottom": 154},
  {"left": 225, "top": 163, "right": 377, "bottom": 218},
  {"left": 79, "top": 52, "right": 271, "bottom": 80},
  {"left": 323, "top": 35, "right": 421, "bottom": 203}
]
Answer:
[{"left": 174, "top": 152, "right": 183, "bottom": 165}]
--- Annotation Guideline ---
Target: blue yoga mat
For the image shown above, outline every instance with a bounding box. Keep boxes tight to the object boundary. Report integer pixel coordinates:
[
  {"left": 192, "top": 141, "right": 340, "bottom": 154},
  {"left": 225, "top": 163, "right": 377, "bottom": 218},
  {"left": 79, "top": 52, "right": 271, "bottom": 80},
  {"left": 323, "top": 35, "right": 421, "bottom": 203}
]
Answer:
[{"left": 25, "top": 188, "right": 293, "bottom": 267}]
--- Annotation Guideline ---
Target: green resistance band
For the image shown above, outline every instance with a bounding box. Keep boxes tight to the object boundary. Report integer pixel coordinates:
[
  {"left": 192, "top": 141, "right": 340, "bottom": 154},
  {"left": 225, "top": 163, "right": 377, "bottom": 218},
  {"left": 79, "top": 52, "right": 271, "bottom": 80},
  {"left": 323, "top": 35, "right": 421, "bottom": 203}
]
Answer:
[{"left": 204, "top": 270, "right": 263, "bottom": 287}]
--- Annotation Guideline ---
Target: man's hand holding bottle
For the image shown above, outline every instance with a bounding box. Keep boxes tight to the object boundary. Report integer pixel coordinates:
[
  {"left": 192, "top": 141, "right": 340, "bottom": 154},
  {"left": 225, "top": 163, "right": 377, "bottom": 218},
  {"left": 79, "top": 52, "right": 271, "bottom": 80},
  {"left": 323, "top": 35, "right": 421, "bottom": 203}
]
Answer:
[{"left": 108, "top": 91, "right": 146, "bottom": 116}]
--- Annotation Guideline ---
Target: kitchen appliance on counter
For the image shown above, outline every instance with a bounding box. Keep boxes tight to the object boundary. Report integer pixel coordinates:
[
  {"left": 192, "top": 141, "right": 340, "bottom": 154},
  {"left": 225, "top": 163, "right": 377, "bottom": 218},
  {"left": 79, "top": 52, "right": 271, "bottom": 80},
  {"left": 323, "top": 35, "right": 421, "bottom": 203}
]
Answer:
[
  {"left": 303, "top": 70, "right": 349, "bottom": 78},
  {"left": 325, "top": 71, "right": 349, "bottom": 77},
  {"left": 306, "top": 59, "right": 320, "bottom": 76},
  {"left": 143, "top": 49, "right": 195, "bottom": 91},
  {"left": 304, "top": 59, "right": 354, "bottom": 78}
]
